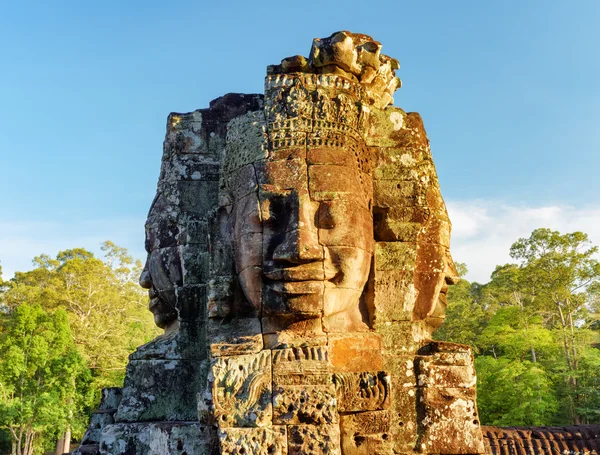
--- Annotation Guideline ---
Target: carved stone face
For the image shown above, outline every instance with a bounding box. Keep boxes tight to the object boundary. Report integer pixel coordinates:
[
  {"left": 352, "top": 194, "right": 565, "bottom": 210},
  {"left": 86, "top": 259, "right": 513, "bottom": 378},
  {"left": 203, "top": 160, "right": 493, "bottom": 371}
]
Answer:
[
  {"left": 139, "top": 198, "right": 181, "bottom": 332},
  {"left": 232, "top": 154, "right": 373, "bottom": 331},
  {"left": 422, "top": 247, "right": 458, "bottom": 332}
]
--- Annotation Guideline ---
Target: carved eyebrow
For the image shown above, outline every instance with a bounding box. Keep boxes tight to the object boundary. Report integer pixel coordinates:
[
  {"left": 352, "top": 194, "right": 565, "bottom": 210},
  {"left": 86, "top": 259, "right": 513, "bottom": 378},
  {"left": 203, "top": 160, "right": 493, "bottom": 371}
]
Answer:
[{"left": 258, "top": 185, "right": 292, "bottom": 198}]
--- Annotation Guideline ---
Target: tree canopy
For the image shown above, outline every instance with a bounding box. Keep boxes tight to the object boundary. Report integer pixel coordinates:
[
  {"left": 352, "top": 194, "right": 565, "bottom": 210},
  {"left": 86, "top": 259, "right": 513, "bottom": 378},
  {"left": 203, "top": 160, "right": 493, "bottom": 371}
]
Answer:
[
  {"left": 437, "top": 229, "right": 600, "bottom": 425},
  {"left": 0, "top": 242, "right": 159, "bottom": 454}
]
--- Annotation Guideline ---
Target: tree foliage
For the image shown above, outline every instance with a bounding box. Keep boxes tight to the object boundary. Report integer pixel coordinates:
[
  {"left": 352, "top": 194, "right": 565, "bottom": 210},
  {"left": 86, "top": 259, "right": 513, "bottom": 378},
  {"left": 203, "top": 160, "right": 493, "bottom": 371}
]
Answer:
[
  {"left": 0, "top": 242, "right": 159, "bottom": 452},
  {"left": 0, "top": 304, "right": 90, "bottom": 455},
  {"left": 438, "top": 229, "right": 600, "bottom": 425},
  {"left": 3, "top": 242, "right": 159, "bottom": 388}
]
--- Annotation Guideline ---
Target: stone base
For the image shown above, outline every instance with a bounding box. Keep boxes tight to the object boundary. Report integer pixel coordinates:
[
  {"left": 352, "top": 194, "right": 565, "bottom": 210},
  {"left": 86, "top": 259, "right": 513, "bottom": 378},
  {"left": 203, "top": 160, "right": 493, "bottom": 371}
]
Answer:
[
  {"left": 115, "top": 359, "right": 208, "bottom": 422},
  {"left": 99, "top": 422, "right": 218, "bottom": 455}
]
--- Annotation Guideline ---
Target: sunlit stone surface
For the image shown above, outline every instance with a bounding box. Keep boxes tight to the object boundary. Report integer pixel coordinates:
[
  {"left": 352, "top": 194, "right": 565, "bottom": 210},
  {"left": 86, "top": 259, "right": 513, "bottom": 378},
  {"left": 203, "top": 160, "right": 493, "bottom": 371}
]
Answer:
[{"left": 74, "top": 31, "right": 486, "bottom": 455}]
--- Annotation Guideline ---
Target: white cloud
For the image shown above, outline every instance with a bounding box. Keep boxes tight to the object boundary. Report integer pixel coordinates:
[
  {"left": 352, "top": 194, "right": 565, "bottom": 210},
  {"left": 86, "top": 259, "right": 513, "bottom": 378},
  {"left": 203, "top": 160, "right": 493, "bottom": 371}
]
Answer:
[
  {"left": 0, "top": 218, "right": 146, "bottom": 280},
  {"left": 447, "top": 200, "right": 600, "bottom": 283}
]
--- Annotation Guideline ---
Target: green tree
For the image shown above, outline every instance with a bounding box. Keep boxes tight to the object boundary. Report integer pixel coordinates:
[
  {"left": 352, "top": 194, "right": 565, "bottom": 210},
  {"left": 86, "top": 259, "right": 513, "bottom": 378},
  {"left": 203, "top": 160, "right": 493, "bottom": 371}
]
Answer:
[
  {"left": 2, "top": 242, "right": 160, "bottom": 451},
  {"left": 440, "top": 229, "right": 600, "bottom": 425},
  {"left": 0, "top": 304, "right": 91, "bottom": 455},
  {"left": 4, "top": 242, "right": 159, "bottom": 389},
  {"left": 509, "top": 229, "right": 600, "bottom": 423},
  {"left": 475, "top": 356, "right": 558, "bottom": 426}
]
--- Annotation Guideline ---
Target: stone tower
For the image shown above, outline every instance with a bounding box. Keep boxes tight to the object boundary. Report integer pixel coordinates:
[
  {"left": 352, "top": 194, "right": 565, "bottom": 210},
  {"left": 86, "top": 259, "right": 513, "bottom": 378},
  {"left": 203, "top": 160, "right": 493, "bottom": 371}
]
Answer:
[{"left": 74, "top": 31, "right": 485, "bottom": 455}]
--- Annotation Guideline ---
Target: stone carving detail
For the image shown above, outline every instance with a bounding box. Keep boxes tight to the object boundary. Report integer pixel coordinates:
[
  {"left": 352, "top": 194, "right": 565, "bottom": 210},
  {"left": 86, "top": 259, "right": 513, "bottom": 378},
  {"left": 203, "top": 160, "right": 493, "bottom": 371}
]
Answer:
[
  {"left": 272, "top": 385, "right": 338, "bottom": 425},
  {"left": 76, "top": 32, "right": 489, "bottom": 455},
  {"left": 210, "top": 351, "right": 272, "bottom": 428},
  {"left": 333, "top": 372, "right": 390, "bottom": 412},
  {"left": 340, "top": 411, "right": 392, "bottom": 455},
  {"left": 287, "top": 424, "right": 341, "bottom": 455},
  {"left": 272, "top": 346, "right": 331, "bottom": 385},
  {"left": 218, "top": 426, "right": 288, "bottom": 455}
]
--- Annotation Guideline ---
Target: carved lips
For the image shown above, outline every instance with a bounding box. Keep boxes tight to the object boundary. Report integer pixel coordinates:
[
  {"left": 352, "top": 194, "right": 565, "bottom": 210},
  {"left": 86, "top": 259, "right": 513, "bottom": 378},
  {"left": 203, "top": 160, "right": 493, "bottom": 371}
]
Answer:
[{"left": 263, "top": 260, "right": 339, "bottom": 295}]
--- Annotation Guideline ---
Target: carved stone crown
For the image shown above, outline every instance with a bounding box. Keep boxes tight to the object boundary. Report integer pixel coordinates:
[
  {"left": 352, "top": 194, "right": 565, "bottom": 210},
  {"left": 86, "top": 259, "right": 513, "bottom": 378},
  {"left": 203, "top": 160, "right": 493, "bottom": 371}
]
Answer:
[
  {"left": 264, "top": 73, "right": 373, "bottom": 179},
  {"left": 267, "top": 30, "right": 401, "bottom": 109},
  {"left": 263, "top": 31, "right": 401, "bottom": 181}
]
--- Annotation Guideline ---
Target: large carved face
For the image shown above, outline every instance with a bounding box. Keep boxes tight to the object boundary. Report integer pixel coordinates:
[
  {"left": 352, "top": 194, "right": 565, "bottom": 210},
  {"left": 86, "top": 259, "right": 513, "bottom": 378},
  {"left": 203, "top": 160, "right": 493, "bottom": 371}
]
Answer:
[
  {"left": 139, "top": 197, "right": 181, "bottom": 332},
  {"left": 231, "top": 153, "right": 373, "bottom": 331}
]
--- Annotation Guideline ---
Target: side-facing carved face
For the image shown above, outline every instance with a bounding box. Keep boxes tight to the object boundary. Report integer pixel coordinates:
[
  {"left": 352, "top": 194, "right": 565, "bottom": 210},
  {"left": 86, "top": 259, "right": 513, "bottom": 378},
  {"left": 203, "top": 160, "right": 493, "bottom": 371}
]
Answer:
[
  {"left": 139, "top": 198, "right": 181, "bottom": 332},
  {"left": 232, "top": 152, "right": 373, "bottom": 332}
]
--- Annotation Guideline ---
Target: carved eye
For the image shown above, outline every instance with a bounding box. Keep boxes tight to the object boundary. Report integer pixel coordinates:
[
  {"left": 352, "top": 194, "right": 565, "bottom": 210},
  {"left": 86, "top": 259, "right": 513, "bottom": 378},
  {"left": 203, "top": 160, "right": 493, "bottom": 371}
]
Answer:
[
  {"left": 317, "top": 202, "right": 335, "bottom": 229},
  {"left": 262, "top": 196, "right": 287, "bottom": 230}
]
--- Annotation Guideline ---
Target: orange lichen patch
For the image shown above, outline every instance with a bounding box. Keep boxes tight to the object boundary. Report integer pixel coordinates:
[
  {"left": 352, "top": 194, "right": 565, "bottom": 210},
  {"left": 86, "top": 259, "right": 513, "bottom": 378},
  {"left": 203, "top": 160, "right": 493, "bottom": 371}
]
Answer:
[{"left": 328, "top": 333, "right": 382, "bottom": 372}]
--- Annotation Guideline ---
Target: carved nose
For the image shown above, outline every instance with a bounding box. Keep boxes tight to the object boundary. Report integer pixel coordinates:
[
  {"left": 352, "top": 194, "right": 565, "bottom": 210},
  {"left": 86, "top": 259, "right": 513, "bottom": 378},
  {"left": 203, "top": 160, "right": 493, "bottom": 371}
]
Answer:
[
  {"left": 272, "top": 228, "right": 323, "bottom": 264},
  {"left": 139, "top": 262, "right": 152, "bottom": 289}
]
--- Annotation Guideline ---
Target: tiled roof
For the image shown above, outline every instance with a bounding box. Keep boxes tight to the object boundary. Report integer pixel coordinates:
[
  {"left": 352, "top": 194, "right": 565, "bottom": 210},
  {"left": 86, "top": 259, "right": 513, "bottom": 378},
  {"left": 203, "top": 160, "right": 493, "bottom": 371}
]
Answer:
[{"left": 483, "top": 425, "right": 600, "bottom": 455}]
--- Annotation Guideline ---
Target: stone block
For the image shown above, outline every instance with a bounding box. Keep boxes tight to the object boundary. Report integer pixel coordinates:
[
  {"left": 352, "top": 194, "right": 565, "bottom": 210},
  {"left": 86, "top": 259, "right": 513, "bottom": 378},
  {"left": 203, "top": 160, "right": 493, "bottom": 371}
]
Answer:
[
  {"left": 374, "top": 242, "right": 417, "bottom": 272},
  {"left": 418, "top": 340, "right": 473, "bottom": 357},
  {"left": 272, "top": 346, "right": 330, "bottom": 385},
  {"left": 210, "top": 351, "right": 272, "bottom": 427},
  {"left": 182, "top": 219, "right": 208, "bottom": 246},
  {"left": 99, "top": 422, "right": 217, "bottom": 455},
  {"left": 307, "top": 147, "right": 355, "bottom": 167},
  {"left": 175, "top": 284, "right": 206, "bottom": 323},
  {"left": 416, "top": 360, "right": 476, "bottom": 389},
  {"left": 417, "top": 387, "right": 484, "bottom": 454},
  {"left": 419, "top": 217, "right": 451, "bottom": 248},
  {"left": 129, "top": 327, "right": 207, "bottom": 361},
  {"left": 414, "top": 243, "right": 446, "bottom": 274},
  {"left": 262, "top": 281, "right": 323, "bottom": 318},
  {"left": 328, "top": 333, "right": 382, "bottom": 373},
  {"left": 374, "top": 159, "right": 421, "bottom": 181},
  {"left": 222, "top": 111, "right": 268, "bottom": 173},
  {"left": 390, "top": 384, "right": 419, "bottom": 450},
  {"left": 178, "top": 247, "right": 209, "bottom": 285},
  {"left": 268, "top": 144, "right": 307, "bottom": 162},
  {"left": 381, "top": 355, "right": 416, "bottom": 389},
  {"left": 115, "top": 359, "right": 208, "bottom": 422},
  {"left": 340, "top": 411, "right": 393, "bottom": 455},
  {"left": 207, "top": 277, "right": 235, "bottom": 318},
  {"left": 256, "top": 158, "right": 308, "bottom": 190},
  {"left": 160, "top": 155, "right": 219, "bottom": 183},
  {"left": 413, "top": 271, "right": 444, "bottom": 321},
  {"left": 308, "top": 165, "right": 370, "bottom": 208},
  {"left": 226, "top": 163, "right": 259, "bottom": 202},
  {"left": 287, "top": 424, "right": 341, "bottom": 455},
  {"left": 99, "top": 388, "right": 122, "bottom": 411},
  {"left": 207, "top": 317, "right": 263, "bottom": 357},
  {"left": 377, "top": 321, "right": 428, "bottom": 355},
  {"left": 374, "top": 219, "right": 422, "bottom": 242},
  {"left": 333, "top": 371, "right": 390, "bottom": 412},
  {"left": 81, "top": 410, "right": 114, "bottom": 445},
  {"left": 262, "top": 317, "right": 327, "bottom": 349},
  {"left": 209, "top": 242, "right": 236, "bottom": 277},
  {"left": 177, "top": 180, "right": 219, "bottom": 214},
  {"left": 232, "top": 193, "right": 262, "bottom": 239},
  {"left": 373, "top": 270, "right": 415, "bottom": 323},
  {"left": 218, "top": 426, "right": 287, "bottom": 455},
  {"left": 272, "top": 384, "right": 338, "bottom": 425},
  {"left": 375, "top": 206, "right": 430, "bottom": 225},
  {"left": 164, "top": 111, "right": 208, "bottom": 156}
]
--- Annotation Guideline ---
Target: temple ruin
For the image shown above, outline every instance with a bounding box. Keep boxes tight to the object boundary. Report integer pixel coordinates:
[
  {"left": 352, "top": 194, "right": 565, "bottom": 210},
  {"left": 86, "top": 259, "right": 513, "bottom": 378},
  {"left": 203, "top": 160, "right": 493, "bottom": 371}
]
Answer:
[{"left": 73, "top": 31, "right": 600, "bottom": 455}]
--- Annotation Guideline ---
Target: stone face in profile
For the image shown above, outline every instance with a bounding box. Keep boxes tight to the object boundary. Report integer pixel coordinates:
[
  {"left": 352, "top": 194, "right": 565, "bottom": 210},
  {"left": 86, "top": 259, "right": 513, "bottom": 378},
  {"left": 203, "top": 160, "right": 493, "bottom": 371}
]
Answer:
[
  {"left": 139, "top": 195, "right": 181, "bottom": 331},
  {"left": 76, "top": 31, "right": 484, "bottom": 455}
]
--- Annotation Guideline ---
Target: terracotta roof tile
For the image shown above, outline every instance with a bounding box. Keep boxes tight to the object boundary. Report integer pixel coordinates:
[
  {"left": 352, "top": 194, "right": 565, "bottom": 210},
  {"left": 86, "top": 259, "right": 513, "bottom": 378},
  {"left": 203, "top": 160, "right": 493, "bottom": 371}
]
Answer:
[{"left": 483, "top": 425, "right": 600, "bottom": 455}]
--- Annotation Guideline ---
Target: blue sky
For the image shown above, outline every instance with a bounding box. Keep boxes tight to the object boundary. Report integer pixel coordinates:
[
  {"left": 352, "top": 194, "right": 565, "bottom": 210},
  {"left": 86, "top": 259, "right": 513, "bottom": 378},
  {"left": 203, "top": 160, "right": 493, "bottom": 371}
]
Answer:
[{"left": 1, "top": 0, "right": 599, "bottom": 282}]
